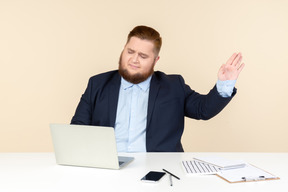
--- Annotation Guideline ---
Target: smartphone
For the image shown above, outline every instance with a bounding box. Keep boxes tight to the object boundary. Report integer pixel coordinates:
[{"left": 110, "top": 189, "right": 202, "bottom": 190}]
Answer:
[{"left": 141, "top": 171, "right": 166, "bottom": 183}]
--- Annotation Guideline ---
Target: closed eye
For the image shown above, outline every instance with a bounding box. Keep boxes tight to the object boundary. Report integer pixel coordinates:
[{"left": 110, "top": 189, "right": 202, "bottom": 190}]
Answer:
[
  {"left": 127, "top": 48, "right": 149, "bottom": 59},
  {"left": 127, "top": 48, "right": 135, "bottom": 54},
  {"left": 139, "top": 53, "right": 148, "bottom": 59}
]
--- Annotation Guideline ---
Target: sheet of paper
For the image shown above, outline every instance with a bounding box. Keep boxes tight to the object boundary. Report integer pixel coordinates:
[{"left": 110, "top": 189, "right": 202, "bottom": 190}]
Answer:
[
  {"left": 182, "top": 160, "right": 221, "bottom": 175},
  {"left": 193, "top": 156, "right": 246, "bottom": 169}
]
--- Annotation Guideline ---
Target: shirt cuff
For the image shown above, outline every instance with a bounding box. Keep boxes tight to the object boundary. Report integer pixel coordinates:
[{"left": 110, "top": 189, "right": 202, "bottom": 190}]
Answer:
[{"left": 216, "top": 80, "right": 236, "bottom": 98}]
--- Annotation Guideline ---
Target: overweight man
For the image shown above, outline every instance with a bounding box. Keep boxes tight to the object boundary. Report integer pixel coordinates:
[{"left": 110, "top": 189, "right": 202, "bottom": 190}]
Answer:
[{"left": 71, "top": 25, "right": 245, "bottom": 152}]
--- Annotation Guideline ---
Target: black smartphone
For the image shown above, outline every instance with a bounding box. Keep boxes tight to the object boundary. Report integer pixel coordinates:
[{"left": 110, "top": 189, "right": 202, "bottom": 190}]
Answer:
[{"left": 141, "top": 171, "right": 166, "bottom": 183}]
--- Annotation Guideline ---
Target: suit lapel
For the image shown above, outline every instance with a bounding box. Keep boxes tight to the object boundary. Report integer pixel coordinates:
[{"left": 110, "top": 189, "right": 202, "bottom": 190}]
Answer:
[
  {"left": 147, "top": 73, "right": 160, "bottom": 130},
  {"left": 108, "top": 72, "right": 121, "bottom": 127}
]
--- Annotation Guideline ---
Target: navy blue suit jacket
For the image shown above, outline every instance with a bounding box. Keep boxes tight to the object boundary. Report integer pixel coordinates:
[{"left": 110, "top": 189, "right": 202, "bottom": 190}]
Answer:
[{"left": 71, "top": 70, "right": 236, "bottom": 152}]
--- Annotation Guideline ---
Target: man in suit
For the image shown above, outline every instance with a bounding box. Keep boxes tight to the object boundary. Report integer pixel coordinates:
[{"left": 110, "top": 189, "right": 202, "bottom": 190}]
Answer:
[{"left": 71, "top": 25, "right": 245, "bottom": 152}]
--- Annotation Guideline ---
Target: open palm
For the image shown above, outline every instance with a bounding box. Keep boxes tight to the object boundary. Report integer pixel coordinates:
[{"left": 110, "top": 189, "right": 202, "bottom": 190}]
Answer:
[{"left": 218, "top": 53, "right": 245, "bottom": 81}]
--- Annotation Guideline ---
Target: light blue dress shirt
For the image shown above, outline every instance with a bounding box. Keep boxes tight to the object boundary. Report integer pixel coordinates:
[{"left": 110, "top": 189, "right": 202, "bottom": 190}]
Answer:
[
  {"left": 114, "top": 76, "right": 152, "bottom": 152},
  {"left": 114, "top": 76, "right": 236, "bottom": 152}
]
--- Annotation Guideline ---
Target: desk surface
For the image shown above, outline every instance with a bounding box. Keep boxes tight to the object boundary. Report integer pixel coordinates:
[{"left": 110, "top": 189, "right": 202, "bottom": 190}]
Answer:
[{"left": 0, "top": 152, "right": 287, "bottom": 192}]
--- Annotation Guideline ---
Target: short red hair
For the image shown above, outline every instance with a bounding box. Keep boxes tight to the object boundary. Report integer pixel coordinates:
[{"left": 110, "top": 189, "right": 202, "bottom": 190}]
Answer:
[{"left": 127, "top": 25, "right": 162, "bottom": 56}]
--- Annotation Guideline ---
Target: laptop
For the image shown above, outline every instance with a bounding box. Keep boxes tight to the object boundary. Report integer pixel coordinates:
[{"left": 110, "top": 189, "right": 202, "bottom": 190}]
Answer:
[{"left": 49, "top": 124, "right": 134, "bottom": 169}]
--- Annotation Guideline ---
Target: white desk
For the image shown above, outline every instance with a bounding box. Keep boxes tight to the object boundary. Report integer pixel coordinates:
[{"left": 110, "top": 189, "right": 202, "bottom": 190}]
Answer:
[{"left": 0, "top": 153, "right": 287, "bottom": 192}]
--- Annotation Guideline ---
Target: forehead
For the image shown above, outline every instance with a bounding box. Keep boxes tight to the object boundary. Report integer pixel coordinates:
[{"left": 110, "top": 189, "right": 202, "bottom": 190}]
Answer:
[{"left": 125, "top": 37, "right": 155, "bottom": 55}]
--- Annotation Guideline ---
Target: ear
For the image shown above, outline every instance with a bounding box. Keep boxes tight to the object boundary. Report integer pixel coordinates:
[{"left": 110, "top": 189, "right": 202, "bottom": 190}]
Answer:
[{"left": 154, "top": 56, "right": 160, "bottom": 65}]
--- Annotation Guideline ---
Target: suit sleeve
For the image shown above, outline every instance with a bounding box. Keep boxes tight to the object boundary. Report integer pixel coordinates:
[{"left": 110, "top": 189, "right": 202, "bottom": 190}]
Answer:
[
  {"left": 180, "top": 76, "right": 237, "bottom": 120},
  {"left": 70, "top": 78, "right": 93, "bottom": 125}
]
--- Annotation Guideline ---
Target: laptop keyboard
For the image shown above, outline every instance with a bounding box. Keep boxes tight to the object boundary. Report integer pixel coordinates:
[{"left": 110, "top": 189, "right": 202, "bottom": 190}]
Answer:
[{"left": 119, "top": 161, "right": 124, "bottom": 166}]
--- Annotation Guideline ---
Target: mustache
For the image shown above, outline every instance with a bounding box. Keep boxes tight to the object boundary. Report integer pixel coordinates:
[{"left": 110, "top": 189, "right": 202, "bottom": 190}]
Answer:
[{"left": 118, "top": 52, "right": 154, "bottom": 84}]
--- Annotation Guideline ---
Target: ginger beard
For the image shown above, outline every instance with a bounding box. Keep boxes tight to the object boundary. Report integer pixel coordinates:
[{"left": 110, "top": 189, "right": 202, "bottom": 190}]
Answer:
[{"left": 118, "top": 52, "right": 155, "bottom": 84}]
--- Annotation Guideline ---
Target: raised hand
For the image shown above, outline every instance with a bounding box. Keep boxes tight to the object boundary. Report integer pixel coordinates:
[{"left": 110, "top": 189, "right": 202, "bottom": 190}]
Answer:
[{"left": 218, "top": 53, "right": 245, "bottom": 81}]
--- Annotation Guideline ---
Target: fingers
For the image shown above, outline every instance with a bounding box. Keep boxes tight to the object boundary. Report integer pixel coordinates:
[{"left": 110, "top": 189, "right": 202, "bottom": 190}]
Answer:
[
  {"left": 237, "top": 63, "right": 245, "bottom": 73},
  {"left": 226, "top": 52, "right": 242, "bottom": 66},
  {"left": 222, "top": 53, "right": 245, "bottom": 80},
  {"left": 226, "top": 53, "right": 238, "bottom": 65},
  {"left": 232, "top": 53, "right": 242, "bottom": 67}
]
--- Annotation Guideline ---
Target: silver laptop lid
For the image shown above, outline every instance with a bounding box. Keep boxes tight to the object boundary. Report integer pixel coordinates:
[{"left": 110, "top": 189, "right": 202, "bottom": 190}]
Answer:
[{"left": 50, "top": 124, "right": 124, "bottom": 169}]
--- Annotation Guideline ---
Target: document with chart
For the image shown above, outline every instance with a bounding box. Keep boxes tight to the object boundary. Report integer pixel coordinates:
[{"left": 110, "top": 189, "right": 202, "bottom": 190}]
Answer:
[
  {"left": 182, "top": 159, "right": 221, "bottom": 175},
  {"left": 182, "top": 156, "right": 280, "bottom": 183}
]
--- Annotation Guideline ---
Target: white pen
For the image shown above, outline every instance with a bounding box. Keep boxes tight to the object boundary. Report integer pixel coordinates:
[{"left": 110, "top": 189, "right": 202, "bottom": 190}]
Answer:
[{"left": 169, "top": 174, "right": 173, "bottom": 186}]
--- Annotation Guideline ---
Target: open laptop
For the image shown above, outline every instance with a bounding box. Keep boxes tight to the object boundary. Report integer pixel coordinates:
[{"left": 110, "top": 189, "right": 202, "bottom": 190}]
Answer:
[{"left": 50, "top": 124, "right": 134, "bottom": 169}]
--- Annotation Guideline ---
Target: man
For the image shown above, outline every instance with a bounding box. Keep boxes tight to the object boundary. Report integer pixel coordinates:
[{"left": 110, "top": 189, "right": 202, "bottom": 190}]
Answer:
[{"left": 71, "top": 25, "right": 245, "bottom": 152}]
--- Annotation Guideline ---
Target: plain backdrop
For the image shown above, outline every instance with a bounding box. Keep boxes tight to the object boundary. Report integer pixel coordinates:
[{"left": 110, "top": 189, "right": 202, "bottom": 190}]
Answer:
[{"left": 0, "top": 0, "right": 287, "bottom": 152}]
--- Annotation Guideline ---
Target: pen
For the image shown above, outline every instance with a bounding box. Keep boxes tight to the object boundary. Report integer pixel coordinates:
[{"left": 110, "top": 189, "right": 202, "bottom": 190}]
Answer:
[
  {"left": 169, "top": 174, "right": 173, "bottom": 186},
  {"left": 163, "top": 169, "right": 180, "bottom": 180}
]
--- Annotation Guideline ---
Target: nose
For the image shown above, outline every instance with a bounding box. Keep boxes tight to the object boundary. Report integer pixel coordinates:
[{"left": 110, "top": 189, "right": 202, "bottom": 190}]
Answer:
[{"left": 132, "top": 54, "right": 139, "bottom": 63}]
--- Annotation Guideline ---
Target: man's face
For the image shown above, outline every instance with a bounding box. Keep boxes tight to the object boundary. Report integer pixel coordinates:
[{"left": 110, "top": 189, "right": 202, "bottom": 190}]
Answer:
[{"left": 119, "top": 37, "right": 160, "bottom": 84}]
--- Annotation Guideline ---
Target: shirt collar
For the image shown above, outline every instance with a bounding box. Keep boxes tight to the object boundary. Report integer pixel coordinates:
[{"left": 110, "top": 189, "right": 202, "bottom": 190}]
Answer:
[{"left": 121, "top": 76, "right": 152, "bottom": 92}]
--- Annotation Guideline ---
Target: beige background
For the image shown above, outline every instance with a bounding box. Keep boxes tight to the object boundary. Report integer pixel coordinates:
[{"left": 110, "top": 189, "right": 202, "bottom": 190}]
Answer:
[{"left": 0, "top": 0, "right": 287, "bottom": 152}]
